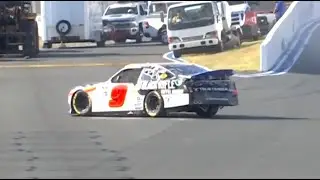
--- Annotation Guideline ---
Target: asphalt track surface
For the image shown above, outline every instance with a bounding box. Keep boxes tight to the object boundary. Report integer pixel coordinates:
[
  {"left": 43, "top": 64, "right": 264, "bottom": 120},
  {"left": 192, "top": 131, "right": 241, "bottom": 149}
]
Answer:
[{"left": 0, "top": 26, "right": 320, "bottom": 178}]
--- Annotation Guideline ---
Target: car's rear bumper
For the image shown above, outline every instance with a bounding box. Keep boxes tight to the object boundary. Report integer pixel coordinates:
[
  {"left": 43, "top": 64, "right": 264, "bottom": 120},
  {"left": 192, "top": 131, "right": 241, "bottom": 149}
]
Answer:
[{"left": 189, "top": 91, "right": 238, "bottom": 106}]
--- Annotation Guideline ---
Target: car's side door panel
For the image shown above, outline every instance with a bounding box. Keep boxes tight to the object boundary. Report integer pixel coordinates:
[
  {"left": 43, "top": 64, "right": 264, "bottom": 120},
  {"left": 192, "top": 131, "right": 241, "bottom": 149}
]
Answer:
[
  {"left": 92, "top": 83, "right": 143, "bottom": 112},
  {"left": 90, "top": 83, "right": 110, "bottom": 113},
  {"left": 106, "top": 83, "right": 143, "bottom": 112},
  {"left": 92, "top": 67, "right": 145, "bottom": 113}
]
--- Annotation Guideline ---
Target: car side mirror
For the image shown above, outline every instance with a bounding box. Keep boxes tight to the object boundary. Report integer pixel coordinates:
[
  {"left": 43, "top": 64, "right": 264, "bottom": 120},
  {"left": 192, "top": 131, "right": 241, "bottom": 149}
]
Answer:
[{"left": 160, "top": 11, "right": 165, "bottom": 23}]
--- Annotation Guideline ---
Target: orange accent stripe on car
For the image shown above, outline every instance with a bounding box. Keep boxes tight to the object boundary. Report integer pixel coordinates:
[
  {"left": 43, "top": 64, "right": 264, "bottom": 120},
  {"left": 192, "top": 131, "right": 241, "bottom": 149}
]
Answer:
[
  {"left": 68, "top": 87, "right": 96, "bottom": 96},
  {"left": 84, "top": 87, "right": 96, "bottom": 93}
]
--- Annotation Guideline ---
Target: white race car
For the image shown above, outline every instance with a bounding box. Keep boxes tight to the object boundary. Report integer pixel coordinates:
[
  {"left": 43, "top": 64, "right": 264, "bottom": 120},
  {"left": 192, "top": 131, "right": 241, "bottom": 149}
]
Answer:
[{"left": 67, "top": 62, "right": 239, "bottom": 118}]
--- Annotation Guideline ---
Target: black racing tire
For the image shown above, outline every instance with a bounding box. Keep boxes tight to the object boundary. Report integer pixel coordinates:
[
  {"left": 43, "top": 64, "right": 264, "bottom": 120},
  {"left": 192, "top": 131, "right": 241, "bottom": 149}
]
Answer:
[
  {"left": 144, "top": 91, "right": 166, "bottom": 117},
  {"left": 195, "top": 105, "right": 219, "bottom": 118},
  {"left": 173, "top": 50, "right": 182, "bottom": 58},
  {"left": 71, "top": 90, "right": 92, "bottom": 116},
  {"left": 56, "top": 20, "right": 71, "bottom": 36}
]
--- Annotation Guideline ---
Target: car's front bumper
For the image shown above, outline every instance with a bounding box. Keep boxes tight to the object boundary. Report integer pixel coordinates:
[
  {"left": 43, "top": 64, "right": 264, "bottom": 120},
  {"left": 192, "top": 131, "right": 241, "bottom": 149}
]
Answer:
[
  {"left": 169, "top": 38, "right": 219, "bottom": 51},
  {"left": 103, "top": 26, "right": 140, "bottom": 40}
]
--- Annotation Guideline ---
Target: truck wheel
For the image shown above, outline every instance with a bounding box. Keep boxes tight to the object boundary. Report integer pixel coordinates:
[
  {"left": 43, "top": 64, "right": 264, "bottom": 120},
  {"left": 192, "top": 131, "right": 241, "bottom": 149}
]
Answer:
[
  {"left": 56, "top": 20, "right": 72, "bottom": 36},
  {"left": 233, "top": 30, "right": 241, "bottom": 48},
  {"left": 173, "top": 50, "right": 182, "bottom": 58},
  {"left": 252, "top": 35, "right": 259, "bottom": 41},
  {"left": 96, "top": 41, "right": 105, "bottom": 47},
  {"left": 114, "top": 39, "right": 126, "bottom": 43},
  {"left": 21, "top": 20, "right": 39, "bottom": 58},
  {"left": 144, "top": 91, "right": 166, "bottom": 117},
  {"left": 195, "top": 105, "right": 219, "bottom": 118},
  {"left": 214, "top": 41, "right": 224, "bottom": 53},
  {"left": 71, "top": 90, "right": 92, "bottom": 116},
  {"left": 135, "top": 27, "right": 143, "bottom": 43},
  {"left": 159, "top": 29, "right": 168, "bottom": 45}
]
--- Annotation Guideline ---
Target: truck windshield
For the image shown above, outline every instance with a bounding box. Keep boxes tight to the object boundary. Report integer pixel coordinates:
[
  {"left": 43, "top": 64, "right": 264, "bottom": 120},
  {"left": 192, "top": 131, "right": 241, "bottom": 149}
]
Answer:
[
  {"left": 227, "top": 1, "right": 246, "bottom": 5},
  {"left": 148, "top": 3, "right": 179, "bottom": 15},
  {"left": 105, "top": 6, "right": 138, "bottom": 15},
  {"left": 167, "top": 3, "right": 214, "bottom": 31}
]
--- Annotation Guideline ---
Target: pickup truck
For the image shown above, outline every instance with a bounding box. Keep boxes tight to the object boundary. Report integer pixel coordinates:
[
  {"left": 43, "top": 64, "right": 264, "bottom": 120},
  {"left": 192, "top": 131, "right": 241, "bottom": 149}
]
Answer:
[
  {"left": 256, "top": 11, "right": 276, "bottom": 36},
  {"left": 102, "top": 1, "right": 147, "bottom": 43}
]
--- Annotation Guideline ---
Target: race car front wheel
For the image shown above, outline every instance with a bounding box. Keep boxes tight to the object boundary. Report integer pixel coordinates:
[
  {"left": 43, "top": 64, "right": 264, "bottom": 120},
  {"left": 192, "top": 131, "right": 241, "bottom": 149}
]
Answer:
[
  {"left": 144, "top": 91, "right": 166, "bottom": 117},
  {"left": 71, "top": 90, "right": 92, "bottom": 116},
  {"left": 195, "top": 105, "right": 219, "bottom": 118}
]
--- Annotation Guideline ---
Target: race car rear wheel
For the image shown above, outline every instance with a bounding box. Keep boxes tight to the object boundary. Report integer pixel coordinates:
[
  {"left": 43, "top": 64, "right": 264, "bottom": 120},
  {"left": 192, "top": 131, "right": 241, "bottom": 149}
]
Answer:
[
  {"left": 144, "top": 91, "right": 166, "bottom": 117},
  {"left": 71, "top": 90, "right": 92, "bottom": 116},
  {"left": 195, "top": 105, "right": 219, "bottom": 118}
]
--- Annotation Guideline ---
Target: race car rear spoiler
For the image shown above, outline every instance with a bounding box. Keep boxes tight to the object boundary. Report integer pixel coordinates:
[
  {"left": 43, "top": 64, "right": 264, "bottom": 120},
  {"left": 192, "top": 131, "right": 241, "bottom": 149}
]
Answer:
[{"left": 191, "top": 69, "right": 234, "bottom": 80}]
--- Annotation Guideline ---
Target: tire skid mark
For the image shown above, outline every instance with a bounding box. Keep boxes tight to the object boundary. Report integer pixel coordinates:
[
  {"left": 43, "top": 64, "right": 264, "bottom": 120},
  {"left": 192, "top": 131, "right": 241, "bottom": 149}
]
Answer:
[
  {"left": 66, "top": 130, "right": 134, "bottom": 179},
  {"left": 11, "top": 131, "right": 40, "bottom": 178}
]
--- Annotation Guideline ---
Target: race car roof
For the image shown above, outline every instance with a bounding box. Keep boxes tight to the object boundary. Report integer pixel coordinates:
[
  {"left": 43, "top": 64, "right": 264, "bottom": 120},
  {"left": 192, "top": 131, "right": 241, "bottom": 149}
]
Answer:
[
  {"left": 123, "top": 62, "right": 210, "bottom": 76},
  {"left": 123, "top": 62, "right": 193, "bottom": 69}
]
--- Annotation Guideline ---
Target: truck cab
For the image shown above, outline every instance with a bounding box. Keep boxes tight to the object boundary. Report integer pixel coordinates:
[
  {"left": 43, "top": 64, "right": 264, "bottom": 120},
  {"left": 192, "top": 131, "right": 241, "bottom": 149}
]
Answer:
[
  {"left": 102, "top": 1, "right": 147, "bottom": 43},
  {"left": 166, "top": 1, "right": 242, "bottom": 58}
]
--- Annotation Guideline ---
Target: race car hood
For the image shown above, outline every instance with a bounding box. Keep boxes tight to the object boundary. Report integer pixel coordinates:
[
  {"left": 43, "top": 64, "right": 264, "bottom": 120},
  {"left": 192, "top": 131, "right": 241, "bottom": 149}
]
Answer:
[
  {"left": 102, "top": 14, "right": 137, "bottom": 21},
  {"left": 190, "top": 69, "right": 234, "bottom": 80}
]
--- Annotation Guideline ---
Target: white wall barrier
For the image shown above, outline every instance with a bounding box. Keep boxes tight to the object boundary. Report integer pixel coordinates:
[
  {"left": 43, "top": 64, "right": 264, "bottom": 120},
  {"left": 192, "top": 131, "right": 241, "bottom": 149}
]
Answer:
[{"left": 260, "top": 1, "right": 320, "bottom": 72}]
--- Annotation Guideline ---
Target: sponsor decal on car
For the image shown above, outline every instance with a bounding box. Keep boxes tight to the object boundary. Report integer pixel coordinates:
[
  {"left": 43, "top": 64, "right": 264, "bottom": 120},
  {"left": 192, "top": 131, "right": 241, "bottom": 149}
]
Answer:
[{"left": 138, "top": 79, "right": 183, "bottom": 90}]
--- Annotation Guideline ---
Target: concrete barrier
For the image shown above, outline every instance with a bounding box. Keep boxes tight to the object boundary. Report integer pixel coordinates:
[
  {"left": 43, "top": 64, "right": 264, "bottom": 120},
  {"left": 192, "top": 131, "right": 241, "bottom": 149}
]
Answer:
[{"left": 260, "top": 1, "right": 320, "bottom": 72}]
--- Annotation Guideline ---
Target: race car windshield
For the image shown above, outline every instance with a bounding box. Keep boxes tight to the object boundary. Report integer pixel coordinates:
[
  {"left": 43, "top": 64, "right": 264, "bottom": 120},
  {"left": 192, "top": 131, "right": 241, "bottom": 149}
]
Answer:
[
  {"left": 162, "top": 64, "right": 207, "bottom": 76},
  {"left": 167, "top": 3, "right": 215, "bottom": 31},
  {"left": 105, "top": 6, "right": 138, "bottom": 15}
]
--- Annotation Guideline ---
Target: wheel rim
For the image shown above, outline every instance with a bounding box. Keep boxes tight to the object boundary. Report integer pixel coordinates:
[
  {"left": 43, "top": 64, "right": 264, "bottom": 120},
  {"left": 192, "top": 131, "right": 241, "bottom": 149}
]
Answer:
[
  {"left": 161, "top": 32, "right": 168, "bottom": 43},
  {"left": 210, "top": 106, "right": 219, "bottom": 116},
  {"left": 73, "top": 92, "right": 90, "bottom": 114},
  {"left": 147, "top": 95, "right": 161, "bottom": 113}
]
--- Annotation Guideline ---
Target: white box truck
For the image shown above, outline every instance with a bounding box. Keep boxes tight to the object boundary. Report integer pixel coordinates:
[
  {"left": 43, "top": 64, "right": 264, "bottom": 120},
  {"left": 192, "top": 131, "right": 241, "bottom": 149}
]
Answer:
[
  {"left": 166, "top": 1, "right": 242, "bottom": 58},
  {"left": 37, "top": 1, "right": 106, "bottom": 48}
]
